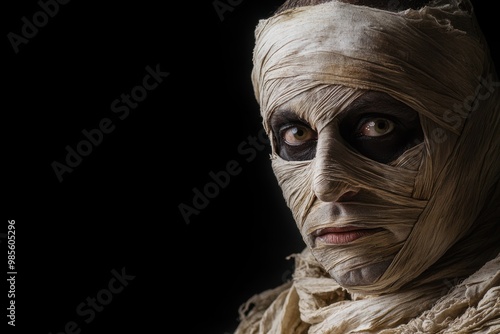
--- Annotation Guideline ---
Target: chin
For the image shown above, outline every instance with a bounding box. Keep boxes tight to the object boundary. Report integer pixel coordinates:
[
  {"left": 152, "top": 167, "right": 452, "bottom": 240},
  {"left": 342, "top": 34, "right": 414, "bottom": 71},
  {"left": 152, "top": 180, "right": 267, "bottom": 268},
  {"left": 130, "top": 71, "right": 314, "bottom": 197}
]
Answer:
[{"left": 328, "top": 259, "right": 393, "bottom": 288}]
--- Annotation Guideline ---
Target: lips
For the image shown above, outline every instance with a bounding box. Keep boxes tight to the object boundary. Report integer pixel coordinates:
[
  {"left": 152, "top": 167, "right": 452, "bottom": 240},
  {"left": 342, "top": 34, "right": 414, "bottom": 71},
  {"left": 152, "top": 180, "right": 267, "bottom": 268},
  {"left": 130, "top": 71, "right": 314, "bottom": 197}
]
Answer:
[{"left": 313, "top": 226, "right": 384, "bottom": 245}]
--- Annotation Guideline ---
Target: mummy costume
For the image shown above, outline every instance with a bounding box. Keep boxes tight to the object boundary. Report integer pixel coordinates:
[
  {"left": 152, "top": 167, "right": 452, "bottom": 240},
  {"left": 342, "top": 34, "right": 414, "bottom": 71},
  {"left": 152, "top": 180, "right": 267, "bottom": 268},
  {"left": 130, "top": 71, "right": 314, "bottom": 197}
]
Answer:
[{"left": 235, "top": 1, "right": 500, "bottom": 333}]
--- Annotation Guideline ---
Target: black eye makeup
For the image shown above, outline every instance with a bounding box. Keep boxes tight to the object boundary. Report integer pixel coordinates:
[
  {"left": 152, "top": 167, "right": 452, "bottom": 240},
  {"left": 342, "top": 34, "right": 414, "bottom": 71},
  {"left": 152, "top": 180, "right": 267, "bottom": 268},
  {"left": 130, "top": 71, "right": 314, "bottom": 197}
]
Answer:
[
  {"left": 282, "top": 124, "right": 317, "bottom": 146},
  {"left": 271, "top": 110, "right": 318, "bottom": 161},
  {"left": 270, "top": 92, "right": 423, "bottom": 163},
  {"left": 338, "top": 93, "right": 424, "bottom": 163}
]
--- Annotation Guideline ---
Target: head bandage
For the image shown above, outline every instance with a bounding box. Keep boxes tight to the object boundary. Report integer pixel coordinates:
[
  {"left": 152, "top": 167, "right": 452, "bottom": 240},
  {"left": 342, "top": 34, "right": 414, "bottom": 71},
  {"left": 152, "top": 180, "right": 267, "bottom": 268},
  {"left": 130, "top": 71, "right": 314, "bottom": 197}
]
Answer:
[{"left": 251, "top": 0, "right": 500, "bottom": 296}]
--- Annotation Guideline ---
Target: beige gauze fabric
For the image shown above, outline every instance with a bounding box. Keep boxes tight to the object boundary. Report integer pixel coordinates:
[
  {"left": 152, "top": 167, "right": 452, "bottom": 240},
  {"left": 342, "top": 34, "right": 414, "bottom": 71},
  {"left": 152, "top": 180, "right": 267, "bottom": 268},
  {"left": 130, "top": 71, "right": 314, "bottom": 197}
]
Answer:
[{"left": 235, "top": 0, "right": 500, "bottom": 333}]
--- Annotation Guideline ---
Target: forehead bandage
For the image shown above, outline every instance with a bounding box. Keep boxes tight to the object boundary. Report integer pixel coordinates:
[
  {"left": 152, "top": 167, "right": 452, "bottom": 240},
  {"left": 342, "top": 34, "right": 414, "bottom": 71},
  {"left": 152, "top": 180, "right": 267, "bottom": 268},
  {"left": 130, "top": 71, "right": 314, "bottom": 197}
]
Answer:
[{"left": 251, "top": 0, "right": 500, "bottom": 294}]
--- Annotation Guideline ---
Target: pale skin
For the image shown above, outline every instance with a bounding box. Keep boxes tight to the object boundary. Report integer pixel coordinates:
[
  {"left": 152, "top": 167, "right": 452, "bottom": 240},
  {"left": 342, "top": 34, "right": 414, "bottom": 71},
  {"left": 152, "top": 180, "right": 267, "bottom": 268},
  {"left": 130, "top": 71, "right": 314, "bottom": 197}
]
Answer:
[
  {"left": 265, "top": 0, "right": 434, "bottom": 287},
  {"left": 270, "top": 91, "right": 424, "bottom": 286},
  {"left": 270, "top": 91, "right": 423, "bottom": 164}
]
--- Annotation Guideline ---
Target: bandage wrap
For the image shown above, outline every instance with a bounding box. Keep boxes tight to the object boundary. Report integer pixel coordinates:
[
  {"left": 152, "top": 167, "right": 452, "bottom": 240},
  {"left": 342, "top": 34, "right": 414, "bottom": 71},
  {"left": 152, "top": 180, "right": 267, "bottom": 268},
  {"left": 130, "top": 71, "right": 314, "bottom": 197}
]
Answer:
[
  {"left": 236, "top": 0, "right": 500, "bottom": 332},
  {"left": 251, "top": 0, "right": 499, "bottom": 293}
]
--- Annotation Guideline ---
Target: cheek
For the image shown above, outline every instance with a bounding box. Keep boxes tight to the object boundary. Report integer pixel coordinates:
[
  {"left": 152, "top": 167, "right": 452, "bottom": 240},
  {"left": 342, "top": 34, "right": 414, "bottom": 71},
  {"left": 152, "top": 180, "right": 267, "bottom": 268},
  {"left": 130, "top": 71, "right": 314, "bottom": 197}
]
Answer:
[{"left": 271, "top": 158, "right": 315, "bottom": 228}]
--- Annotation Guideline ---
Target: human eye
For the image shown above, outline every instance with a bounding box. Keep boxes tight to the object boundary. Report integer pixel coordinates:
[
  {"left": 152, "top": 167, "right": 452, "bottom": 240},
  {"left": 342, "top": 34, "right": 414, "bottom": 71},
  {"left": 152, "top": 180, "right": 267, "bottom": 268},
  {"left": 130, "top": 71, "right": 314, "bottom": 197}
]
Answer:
[
  {"left": 282, "top": 124, "right": 317, "bottom": 146},
  {"left": 356, "top": 117, "right": 395, "bottom": 138},
  {"left": 339, "top": 92, "right": 423, "bottom": 164},
  {"left": 270, "top": 111, "right": 317, "bottom": 161}
]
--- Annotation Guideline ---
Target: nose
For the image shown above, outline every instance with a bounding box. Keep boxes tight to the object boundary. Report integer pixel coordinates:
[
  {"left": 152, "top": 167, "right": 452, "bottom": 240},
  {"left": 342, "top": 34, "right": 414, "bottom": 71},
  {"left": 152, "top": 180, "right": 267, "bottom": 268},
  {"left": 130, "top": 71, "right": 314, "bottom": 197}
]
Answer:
[{"left": 312, "top": 131, "right": 359, "bottom": 202}]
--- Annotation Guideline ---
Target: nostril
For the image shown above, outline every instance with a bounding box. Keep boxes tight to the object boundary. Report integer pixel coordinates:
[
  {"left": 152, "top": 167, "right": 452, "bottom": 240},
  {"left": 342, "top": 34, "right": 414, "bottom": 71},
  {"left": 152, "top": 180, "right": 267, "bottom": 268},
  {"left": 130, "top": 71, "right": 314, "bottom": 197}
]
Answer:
[{"left": 337, "top": 190, "right": 359, "bottom": 202}]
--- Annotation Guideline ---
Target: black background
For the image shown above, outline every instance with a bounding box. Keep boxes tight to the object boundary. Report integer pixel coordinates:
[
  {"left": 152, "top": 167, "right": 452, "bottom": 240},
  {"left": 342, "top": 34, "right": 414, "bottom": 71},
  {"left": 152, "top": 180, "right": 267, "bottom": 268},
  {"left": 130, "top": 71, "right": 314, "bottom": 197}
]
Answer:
[{"left": 3, "top": 1, "right": 496, "bottom": 333}]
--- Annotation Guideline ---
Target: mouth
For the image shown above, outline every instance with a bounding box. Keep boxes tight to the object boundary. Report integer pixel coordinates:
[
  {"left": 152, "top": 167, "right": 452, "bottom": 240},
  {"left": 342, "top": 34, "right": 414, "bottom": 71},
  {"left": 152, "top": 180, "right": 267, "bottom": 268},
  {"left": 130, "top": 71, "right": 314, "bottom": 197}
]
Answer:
[{"left": 312, "top": 226, "right": 385, "bottom": 245}]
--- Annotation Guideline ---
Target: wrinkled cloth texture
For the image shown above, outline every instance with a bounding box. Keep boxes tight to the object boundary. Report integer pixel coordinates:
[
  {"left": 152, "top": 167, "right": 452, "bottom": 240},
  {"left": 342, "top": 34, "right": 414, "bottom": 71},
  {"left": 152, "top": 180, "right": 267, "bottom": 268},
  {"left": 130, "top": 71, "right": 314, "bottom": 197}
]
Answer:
[
  {"left": 235, "top": 0, "right": 500, "bottom": 332},
  {"left": 235, "top": 248, "right": 500, "bottom": 333}
]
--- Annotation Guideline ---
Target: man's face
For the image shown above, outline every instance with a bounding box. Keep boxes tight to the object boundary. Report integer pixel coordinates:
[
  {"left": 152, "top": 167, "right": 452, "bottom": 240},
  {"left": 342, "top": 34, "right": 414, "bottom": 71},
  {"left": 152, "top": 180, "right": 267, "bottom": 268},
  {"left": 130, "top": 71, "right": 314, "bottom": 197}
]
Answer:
[
  {"left": 268, "top": 89, "right": 425, "bottom": 287},
  {"left": 252, "top": 0, "right": 490, "bottom": 292}
]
